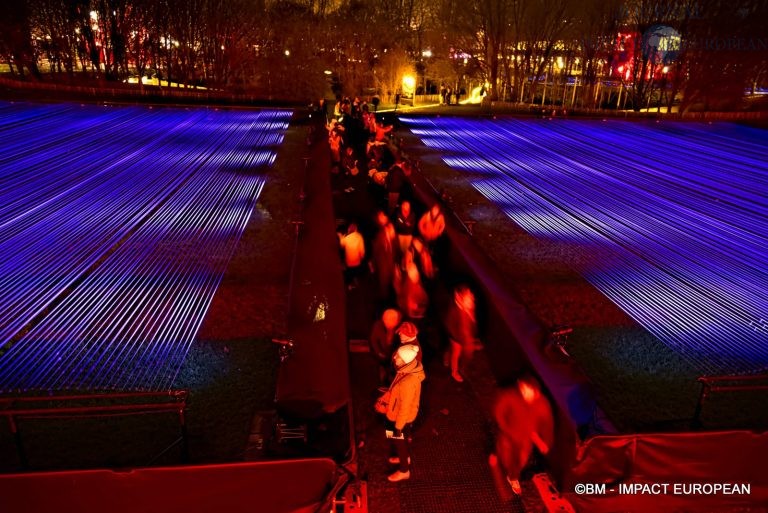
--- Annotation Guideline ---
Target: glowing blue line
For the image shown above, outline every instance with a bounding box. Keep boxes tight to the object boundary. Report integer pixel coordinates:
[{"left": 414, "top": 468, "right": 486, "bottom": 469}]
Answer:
[
  {"left": 0, "top": 103, "right": 288, "bottom": 391},
  {"left": 402, "top": 116, "right": 768, "bottom": 374}
]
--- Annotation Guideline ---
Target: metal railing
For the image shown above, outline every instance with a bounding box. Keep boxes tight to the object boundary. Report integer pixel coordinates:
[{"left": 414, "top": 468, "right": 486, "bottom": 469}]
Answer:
[
  {"left": 692, "top": 373, "right": 768, "bottom": 428},
  {"left": 0, "top": 390, "right": 188, "bottom": 469}
]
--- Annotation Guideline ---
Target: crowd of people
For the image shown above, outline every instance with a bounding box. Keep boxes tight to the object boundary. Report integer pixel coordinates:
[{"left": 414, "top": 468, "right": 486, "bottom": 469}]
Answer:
[{"left": 319, "top": 95, "right": 554, "bottom": 494}]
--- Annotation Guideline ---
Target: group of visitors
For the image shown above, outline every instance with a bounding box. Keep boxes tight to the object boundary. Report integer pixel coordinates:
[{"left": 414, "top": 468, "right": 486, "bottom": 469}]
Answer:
[
  {"left": 323, "top": 95, "right": 554, "bottom": 495},
  {"left": 439, "top": 85, "right": 465, "bottom": 106}
]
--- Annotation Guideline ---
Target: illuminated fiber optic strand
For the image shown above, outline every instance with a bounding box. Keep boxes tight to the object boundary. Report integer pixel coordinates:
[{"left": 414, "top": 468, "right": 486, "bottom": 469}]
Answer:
[
  {"left": 539, "top": 121, "right": 768, "bottom": 208},
  {"left": 0, "top": 107, "right": 204, "bottom": 228},
  {"left": 3, "top": 176, "right": 266, "bottom": 391},
  {"left": 0, "top": 108, "right": 285, "bottom": 341},
  {"left": 0, "top": 106, "right": 288, "bottom": 391},
  {"left": 432, "top": 117, "right": 766, "bottom": 283},
  {"left": 475, "top": 174, "right": 763, "bottom": 371},
  {"left": 0, "top": 102, "right": 79, "bottom": 131},
  {"left": 448, "top": 118, "right": 764, "bottom": 370},
  {"left": 476, "top": 118, "right": 764, "bottom": 364},
  {"left": 0, "top": 105, "right": 144, "bottom": 172},
  {"left": 0, "top": 112, "right": 236, "bottom": 345},
  {"left": 402, "top": 116, "right": 768, "bottom": 374},
  {"left": 496, "top": 120, "right": 767, "bottom": 283},
  {"left": 484, "top": 120, "right": 767, "bottom": 271}
]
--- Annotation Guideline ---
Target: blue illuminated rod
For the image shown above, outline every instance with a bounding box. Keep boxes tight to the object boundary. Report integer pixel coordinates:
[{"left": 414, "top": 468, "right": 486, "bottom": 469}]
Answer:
[
  {"left": 0, "top": 103, "right": 289, "bottom": 391},
  {"left": 401, "top": 116, "right": 768, "bottom": 374}
]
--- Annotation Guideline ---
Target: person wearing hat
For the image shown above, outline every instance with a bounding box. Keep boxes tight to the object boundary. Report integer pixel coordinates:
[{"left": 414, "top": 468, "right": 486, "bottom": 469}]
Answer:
[
  {"left": 384, "top": 343, "right": 426, "bottom": 482},
  {"left": 395, "top": 321, "right": 422, "bottom": 361}
]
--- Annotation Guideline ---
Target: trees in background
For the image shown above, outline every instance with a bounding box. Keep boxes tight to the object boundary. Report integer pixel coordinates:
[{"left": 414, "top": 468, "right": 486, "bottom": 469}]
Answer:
[{"left": 0, "top": 0, "right": 763, "bottom": 108}]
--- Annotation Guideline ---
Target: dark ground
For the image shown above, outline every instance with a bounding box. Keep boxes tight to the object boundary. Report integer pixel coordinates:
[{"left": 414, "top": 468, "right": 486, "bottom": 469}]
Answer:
[{"left": 328, "top": 138, "right": 547, "bottom": 512}]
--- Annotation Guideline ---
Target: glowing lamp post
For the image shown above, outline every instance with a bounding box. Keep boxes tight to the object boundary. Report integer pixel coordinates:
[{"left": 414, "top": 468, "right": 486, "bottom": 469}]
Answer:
[
  {"left": 402, "top": 74, "right": 416, "bottom": 92},
  {"left": 402, "top": 74, "right": 416, "bottom": 106}
]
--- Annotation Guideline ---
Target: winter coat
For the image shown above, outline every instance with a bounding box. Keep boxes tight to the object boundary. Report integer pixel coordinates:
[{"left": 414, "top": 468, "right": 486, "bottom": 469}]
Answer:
[
  {"left": 493, "top": 386, "right": 554, "bottom": 476},
  {"left": 386, "top": 359, "right": 426, "bottom": 430}
]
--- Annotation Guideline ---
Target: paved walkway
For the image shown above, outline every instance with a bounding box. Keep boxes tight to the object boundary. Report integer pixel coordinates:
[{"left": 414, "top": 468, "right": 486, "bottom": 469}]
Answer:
[{"left": 327, "top": 146, "right": 533, "bottom": 512}]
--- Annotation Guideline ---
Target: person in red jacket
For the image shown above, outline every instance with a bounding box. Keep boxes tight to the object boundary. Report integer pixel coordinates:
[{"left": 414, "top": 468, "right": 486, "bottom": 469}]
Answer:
[
  {"left": 384, "top": 344, "right": 426, "bottom": 482},
  {"left": 443, "top": 284, "right": 481, "bottom": 382},
  {"left": 370, "top": 211, "right": 396, "bottom": 305},
  {"left": 489, "top": 375, "right": 555, "bottom": 497},
  {"left": 418, "top": 203, "right": 446, "bottom": 244}
]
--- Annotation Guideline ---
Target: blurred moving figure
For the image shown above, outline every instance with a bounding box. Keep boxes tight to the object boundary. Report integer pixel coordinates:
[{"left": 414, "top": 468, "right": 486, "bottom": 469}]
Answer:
[
  {"left": 489, "top": 375, "right": 555, "bottom": 498},
  {"left": 394, "top": 200, "right": 416, "bottom": 255},
  {"left": 418, "top": 203, "right": 446, "bottom": 243},
  {"left": 444, "top": 285, "right": 481, "bottom": 382},
  {"left": 371, "top": 212, "right": 397, "bottom": 305},
  {"left": 339, "top": 223, "right": 365, "bottom": 288},
  {"left": 395, "top": 262, "right": 428, "bottom": 322}
]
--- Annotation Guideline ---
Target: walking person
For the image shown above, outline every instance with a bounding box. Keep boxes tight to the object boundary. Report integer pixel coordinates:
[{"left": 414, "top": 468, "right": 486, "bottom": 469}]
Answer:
[
  {"left": 370, "top": 211, "right": 397, "bottom": 305},
  {"left": 338, "top": 223, "right": 365, "bottom": 289},
  {"left": 394, "top": 200, "right": 416, "bottom": 255},
  {"left": 328, "top": 122, "right": 343, "bottom": 166},
  {"left": 410, "top": 237, "right": 435, "bottom": 280},
  {"left": 383, "top": 343, "right": 425, "bottom": 482},
  {"left": 386, "top": 161, "right": 406, "bottom": 215},
  {"left": 418, "top": 203, "right": 446, "bottom": 244},
  {"left": 488, "top": 375, "right": 555, "bottom": 497},
  {"left": 444, "top": 284, "right": 481, "bottom": 382},
  {"left": 395, "top": 261, "right": 428, "bottom": 322}
]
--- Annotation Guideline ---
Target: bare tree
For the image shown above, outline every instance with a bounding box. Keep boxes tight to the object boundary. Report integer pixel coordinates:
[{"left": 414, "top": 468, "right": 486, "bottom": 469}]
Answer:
[
  {"left": 681, "top": 0, "right": 767, "bottom": 112},
  {"left": 571, "top": 0, "right": 622, "bottom": 108},
  {"left": 0, "top": 0, "right": 41, "bottom": 78}
]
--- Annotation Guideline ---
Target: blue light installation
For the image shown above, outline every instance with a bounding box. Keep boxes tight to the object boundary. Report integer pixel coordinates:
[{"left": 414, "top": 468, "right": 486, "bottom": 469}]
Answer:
[
  {"left": 402, "top": 116, "right": 768, "bottom": 374},
  {"left": 0, "top": 102, "right": 290, "bottom": 391}
]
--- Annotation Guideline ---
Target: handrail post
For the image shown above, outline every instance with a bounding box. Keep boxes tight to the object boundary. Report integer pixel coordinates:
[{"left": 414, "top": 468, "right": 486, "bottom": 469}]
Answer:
[
  {"left": 8, "top": 414, "right": 28, "bottom": 470},
  {"left": 691, "top": 378, "right": 710, "bottom": 430},
  {"left": 178, "top": 406, "right": 189, "bottom": 463}
]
